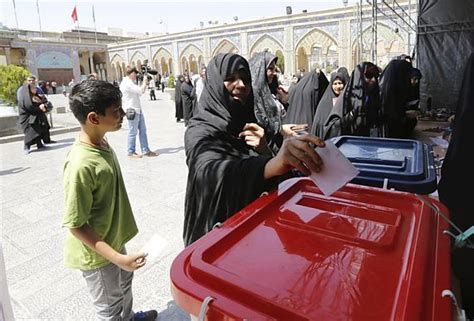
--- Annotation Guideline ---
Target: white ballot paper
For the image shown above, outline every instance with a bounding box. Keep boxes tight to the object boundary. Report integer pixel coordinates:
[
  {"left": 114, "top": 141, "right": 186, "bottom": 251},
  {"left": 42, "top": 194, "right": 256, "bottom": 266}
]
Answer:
[
  {"left": 139, "top": 234, "right": 170, "bottom": 264},
  {"left": 309, "top": 140, "right": 359, "bottom": 196}
]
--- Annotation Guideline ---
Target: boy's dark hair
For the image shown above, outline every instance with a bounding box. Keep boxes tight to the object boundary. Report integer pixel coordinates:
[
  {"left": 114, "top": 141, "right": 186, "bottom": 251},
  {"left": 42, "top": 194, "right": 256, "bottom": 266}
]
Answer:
[{"left": 69, "top": 80, "right": 122, "bottom": 124}]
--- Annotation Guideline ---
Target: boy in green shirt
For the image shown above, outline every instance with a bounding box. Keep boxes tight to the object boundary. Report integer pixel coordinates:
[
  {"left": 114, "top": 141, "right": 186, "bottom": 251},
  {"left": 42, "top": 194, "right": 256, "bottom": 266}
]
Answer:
[{"left": 63, "top": 80, "right": 157, "bottom": 321}]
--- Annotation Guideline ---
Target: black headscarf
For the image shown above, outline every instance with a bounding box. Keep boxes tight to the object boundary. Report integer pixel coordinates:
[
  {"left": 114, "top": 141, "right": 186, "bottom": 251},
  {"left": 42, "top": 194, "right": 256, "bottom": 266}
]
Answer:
[
  {"left": 379, "top": 59, "right": 417, "bottom": 138},
  {"left": 284, "top": 69, "right": 329, "bottom": 125},
  {"left": 249, "top": 52, "right": 282, "bottom": 154},
  {"left": 323, "top": 62, "right": 382, "bottom": 138},
  {"left": 336, "top": 67, "right": 350, "bottom": 84},
  {"left": 183, "top": 53, "right": 274, "bottom": 245},
  {"left": 310, "top": 71, "right": 347, "bottom": 139},
  {"left": 438, "top": 53, "right": 474, "bottom": 318},
  {"left": 406, "top": 67, "right": 422, "bottom": 110}
]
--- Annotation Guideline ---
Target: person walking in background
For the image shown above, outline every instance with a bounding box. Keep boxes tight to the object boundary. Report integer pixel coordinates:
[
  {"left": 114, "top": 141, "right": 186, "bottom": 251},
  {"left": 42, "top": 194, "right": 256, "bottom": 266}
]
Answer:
[
  {"left": 64, "top": 80, "right": 157, "bottom": 321},
  {"left": 51, "top": 81, "right": 57, "bottom": 94},
  {"left": 120, "top": 66, "right": 158, "bottom": 158},
  {"left": 175, "top": 75, "right": 184, "bottom": 122},
  {"left": 161, "top": 75, "right": 166, "bottom": 93},
  {"left": 18, "top": 79, "right": 55, "bottom": 154},
  {"left": 148, "top": 77, "right": 156, "bottom": 101},
  {"left": 181, "top": 74, "right": 195, "bottom": 126}
]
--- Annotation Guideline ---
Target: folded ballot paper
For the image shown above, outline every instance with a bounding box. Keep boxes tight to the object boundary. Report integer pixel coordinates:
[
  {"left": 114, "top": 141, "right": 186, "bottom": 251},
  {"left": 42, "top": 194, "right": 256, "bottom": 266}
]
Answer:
[
  {"left": 138, "top": 234, "right": 170, "bottom": 264},
  {"left": 309, "top": 140, "right": 359, "bottom": 196}
]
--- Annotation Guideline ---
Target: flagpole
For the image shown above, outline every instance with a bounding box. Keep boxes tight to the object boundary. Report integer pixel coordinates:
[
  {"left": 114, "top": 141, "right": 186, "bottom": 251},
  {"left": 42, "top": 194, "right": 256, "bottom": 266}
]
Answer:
[
  {"left": 36, "top": 0, "right": 43, "bottom": 37},
  {"left": 75, "top": 3, "right": 81, "bottom": 42},
  {"left": 12, "top": 0, "right": 19, "bottom": 30},
  {"left": 92, "top": 5, "right": 98, "bottom": 44}
]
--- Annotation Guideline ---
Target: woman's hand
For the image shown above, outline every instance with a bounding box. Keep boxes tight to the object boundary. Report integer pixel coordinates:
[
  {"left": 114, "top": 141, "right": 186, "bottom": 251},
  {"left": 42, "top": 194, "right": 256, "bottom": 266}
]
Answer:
[
  {"left": 281, "top": 124, "right": 308, "bottom": 138},
  {"left": 39, "top": 104, "right": 46, "bottom": 112},
  {"left": 276, "top": 87, "right": 289, "bottom": 104},
  {"left": 239, "top": 123, "right": 270, "bottom": 154},
  {"left": 264, "top": 134, "right": 325, "bottom": 179}
]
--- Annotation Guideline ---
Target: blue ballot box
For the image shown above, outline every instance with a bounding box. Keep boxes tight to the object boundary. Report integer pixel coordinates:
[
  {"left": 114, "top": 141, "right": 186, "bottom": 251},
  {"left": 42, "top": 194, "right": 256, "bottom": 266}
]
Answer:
[{"left": 331, "top": 136, "right": 437, "bottom": 194}]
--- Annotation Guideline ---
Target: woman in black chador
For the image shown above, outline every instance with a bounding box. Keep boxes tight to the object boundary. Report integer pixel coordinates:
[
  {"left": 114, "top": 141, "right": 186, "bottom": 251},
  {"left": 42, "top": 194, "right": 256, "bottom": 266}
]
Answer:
[
  {"left": 379, "top": 59, "right": 420, "bottom": 138},
  {"left": 322, "top": 62, "right": 382, "bottom": 139},
  {"left": 180, "top": 74, "right": 195, "bottom": 126},
  {"left": 310, "top": 70, "right": 348, "bottom": 139},
  {"left": 284, "top": 69, "right": 329, "bottom": 126},
  {"left": 174, "top": 75, "right": 184, "bottom": 122},
  {"left": 183, "top": 53, "right": 325, "bottom": 245},
  {"left": 18, "top": 83, "right": 53, "bottom": 154},
  {"left": 249, "top": 52, "right": 289, "bottom": 154},
  {"left": 438, "top": 53, "right": 474, "bottom": 319}
]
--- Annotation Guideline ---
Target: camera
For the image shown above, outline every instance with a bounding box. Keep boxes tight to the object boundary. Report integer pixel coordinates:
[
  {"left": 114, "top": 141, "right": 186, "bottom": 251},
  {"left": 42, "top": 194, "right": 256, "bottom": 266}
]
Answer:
[{"left": 138, "top": 59, "right": 158, "bottom": 82}]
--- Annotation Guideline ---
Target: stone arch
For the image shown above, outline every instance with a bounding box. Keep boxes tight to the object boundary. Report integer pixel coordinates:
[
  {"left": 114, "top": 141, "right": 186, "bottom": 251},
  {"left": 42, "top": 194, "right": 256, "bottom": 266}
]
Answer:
[
  {"left": 295, "top": 28, "right": 338, "bottom": 72},
  {"left": 137, "top": 59, "right": 142, "bottom": 70},
  {"left": 168, "top": 58, "right": 173, "bottom": 75},
  {"left": 129, "top": 51, "right": 146, "bottom": 67},
  {"left": 160, "top": 57, "right": 169, "bottom": 75},
  {"left": 351, "top": 22, "right": 406, "bottom": 67},
  {"left": 249, "top": 34, "right": 283, "bottom": 57},
  {"left": 189, "top": 54, "right": 198, "bottom": 74},
  {"left": 212, "top": 39, "right": 239, "bottom": 57},
  {"left": 181, "top": 56, "right": 189, "bottom": 74},
  {"left": 121, "top": 62, "right": 127, "bottom": 80},
  {"left": 151, "top": 47, "right": 172, "bottom": 74},
  {"left": 275, "top": 49, "right": 285, "bottom": 74},
  {"left": 179, "top": 44, "right": 203, "bottom": 75},
  {"left": 110, "top": 65, "right": 117, "bottom": 82},
  {"left": 110, "top": 53, "right": 124, "bottom": 66},
  {"left": 198, "top": 55, "right": 205, "bottom": 69},
  {"left": 116, "top": 62, "right": 123, "bottom": 81},
  {"left": 296, "top": 47, "right": 309, "bottom": 73}
]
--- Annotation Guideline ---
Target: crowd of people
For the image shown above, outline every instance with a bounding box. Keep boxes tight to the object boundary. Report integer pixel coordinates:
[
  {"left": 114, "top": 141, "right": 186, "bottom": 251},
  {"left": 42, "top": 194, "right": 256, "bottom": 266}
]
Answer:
[{"left": 13, "top": 50, "right": 472, "bottom": 319}]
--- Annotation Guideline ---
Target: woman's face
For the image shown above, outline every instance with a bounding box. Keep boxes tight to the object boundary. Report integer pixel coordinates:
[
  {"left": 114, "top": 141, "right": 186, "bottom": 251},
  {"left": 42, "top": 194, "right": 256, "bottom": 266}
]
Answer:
[
  {"left": 224, "top": 69, "right": 251, "bottom": 105},
  {"left": 266, "top": 61, "right": 277, "bottom": 84},
  {"left": 30, "top": 85, "right": 37, "bottom": 94},
  {"left": 331, "top": 79, "right": 345, "bottom": 96}
]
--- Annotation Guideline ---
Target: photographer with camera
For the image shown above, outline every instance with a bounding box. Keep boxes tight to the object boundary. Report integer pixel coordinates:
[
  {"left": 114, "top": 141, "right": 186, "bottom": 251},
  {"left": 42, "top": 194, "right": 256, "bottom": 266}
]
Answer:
[{"left": 120, "top": 66, "right": 158, "bottom": 158}]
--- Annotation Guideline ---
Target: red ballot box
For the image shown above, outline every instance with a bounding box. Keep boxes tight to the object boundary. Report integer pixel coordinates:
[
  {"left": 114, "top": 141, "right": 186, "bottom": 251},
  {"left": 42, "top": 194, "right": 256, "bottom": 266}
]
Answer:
[{"left": 171, "top": 178, "right": 453, "bottom": 321}]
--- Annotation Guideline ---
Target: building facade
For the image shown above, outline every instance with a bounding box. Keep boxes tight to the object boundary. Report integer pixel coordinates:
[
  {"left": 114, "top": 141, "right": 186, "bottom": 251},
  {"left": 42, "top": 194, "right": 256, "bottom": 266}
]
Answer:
[
  {"left": 0, "top": 28, "right": 132, "bottom": 85},
  {"left": 108, "top": 2, "right": 416, "bottom": 81}
]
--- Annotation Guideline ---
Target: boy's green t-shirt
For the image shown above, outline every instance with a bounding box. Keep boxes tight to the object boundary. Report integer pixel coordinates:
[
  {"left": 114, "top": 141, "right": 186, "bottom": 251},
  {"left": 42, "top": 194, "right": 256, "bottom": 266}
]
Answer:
[{"left": 62, "top": 140, "right": 138, "bottom": 270}]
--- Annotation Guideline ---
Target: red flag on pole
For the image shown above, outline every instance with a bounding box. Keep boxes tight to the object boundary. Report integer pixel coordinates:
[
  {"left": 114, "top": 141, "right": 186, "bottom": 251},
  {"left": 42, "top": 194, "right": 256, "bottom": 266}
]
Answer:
[{"left": 71, "top": 5, "right": 78, "bottom": 23}]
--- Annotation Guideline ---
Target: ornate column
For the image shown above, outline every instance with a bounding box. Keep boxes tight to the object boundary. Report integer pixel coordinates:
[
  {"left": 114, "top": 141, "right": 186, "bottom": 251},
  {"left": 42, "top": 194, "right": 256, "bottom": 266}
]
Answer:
[
  {"left": 338, "top": 18, "right": 352, "bottom": 70},
  {"left": 241, "top": 32, "right": 249, "bottom": 59},
  {"left": 284, "top": 25, "right": 295, "bottom": 76},
  {"left": 25, "top": 47, "right": 38, "bottom": 77},
  {"left": 5, "top": 48, "right": 11, "bottom": 65},
  {"left": 72, "top": 48, "right": 81, "bottom": 81},
  {"left": 172, "top": 41, "right": 179, "bottom": 75},
  {"left": 89, "top": 51, "right": 95, "bottom": 74},
  {"left": 203, "top": 36, "right": 211, "bottom": 65}
]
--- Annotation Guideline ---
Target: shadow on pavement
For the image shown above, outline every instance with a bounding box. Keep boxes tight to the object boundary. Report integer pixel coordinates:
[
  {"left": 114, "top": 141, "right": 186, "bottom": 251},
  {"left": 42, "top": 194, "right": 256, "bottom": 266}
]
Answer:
[
  {"left": 29, "top": 138, "right": 75, "bottom": 153},
  {"left": 154, "top": 146, "right": 184, "bottom": 155},
  {"left": 157, "top": 300, "right": 190, "bottom": 321},
  {"left": 0, "top": 167, "right": 30, "bottom": 176}
]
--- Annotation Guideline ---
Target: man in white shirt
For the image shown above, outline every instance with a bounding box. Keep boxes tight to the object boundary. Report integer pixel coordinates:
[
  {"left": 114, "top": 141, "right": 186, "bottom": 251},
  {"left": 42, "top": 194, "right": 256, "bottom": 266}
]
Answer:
[
  {"left": 194, "top": 67, "right": 206, "bottom": 109},
  {"left": 120, "top": 66, "right": 157, "bottom": 158}
]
